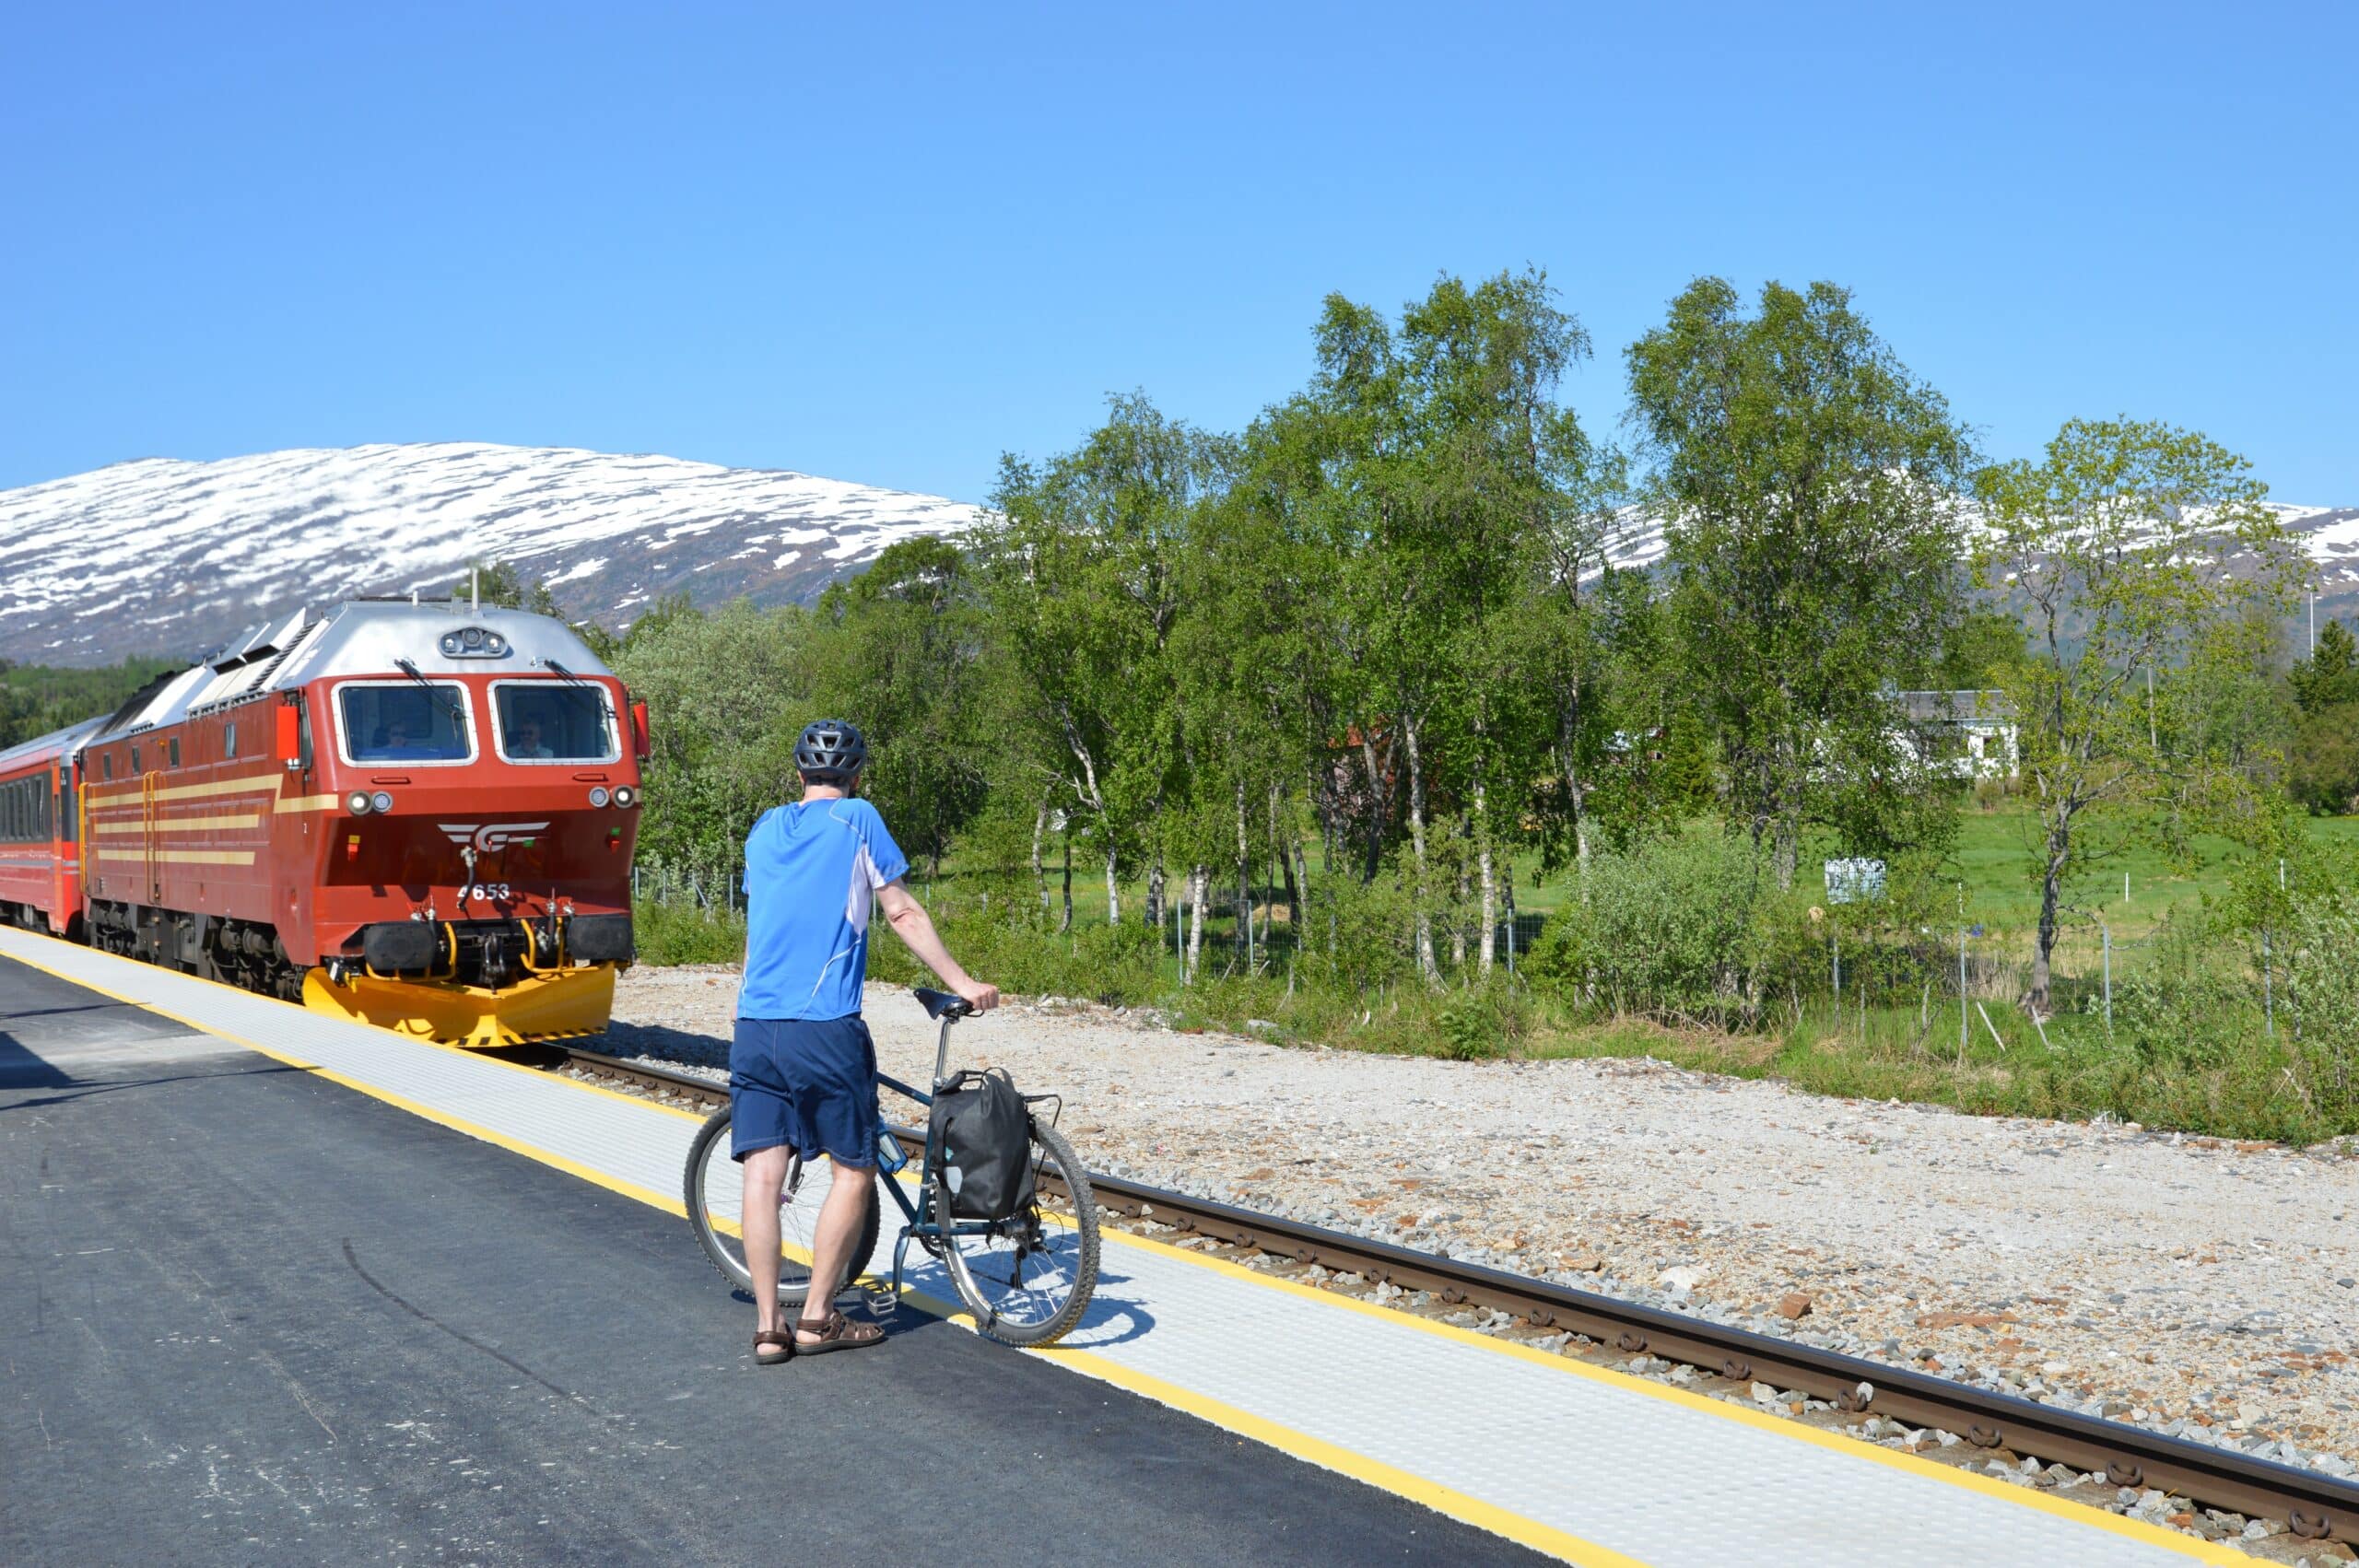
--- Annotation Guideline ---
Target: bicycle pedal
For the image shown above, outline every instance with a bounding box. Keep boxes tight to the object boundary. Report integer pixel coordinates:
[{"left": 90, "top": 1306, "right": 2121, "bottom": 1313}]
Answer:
[{"left": 862, "top": 1283, "right": 900, "bottom": 1316}]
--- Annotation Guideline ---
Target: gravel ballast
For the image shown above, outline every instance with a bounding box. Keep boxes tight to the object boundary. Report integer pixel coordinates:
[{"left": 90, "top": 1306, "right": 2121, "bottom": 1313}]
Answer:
[{"left": 597, "top": 963, "right": 2359, "bottom": 1527}]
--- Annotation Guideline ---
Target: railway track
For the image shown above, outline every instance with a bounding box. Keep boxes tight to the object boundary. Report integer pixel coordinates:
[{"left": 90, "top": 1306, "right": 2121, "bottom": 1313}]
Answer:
[{"left": 539, "top": 1042, "right": 2359, "bottom": 1549}]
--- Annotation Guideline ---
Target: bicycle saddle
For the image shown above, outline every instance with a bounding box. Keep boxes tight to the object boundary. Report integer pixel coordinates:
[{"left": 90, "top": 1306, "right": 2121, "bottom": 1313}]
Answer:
[{"left": 913, "top": 987, "right": 974, "bottom": 1020}]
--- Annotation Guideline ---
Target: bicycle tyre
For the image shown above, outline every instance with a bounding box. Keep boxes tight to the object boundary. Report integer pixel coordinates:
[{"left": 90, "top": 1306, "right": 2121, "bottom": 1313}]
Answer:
[
  {"left": 683, "top": 1105, "right": 881, "bottom": 1305},
  {"left": 941, "top": 1118, "right": 1098, "bottom": 1347}
]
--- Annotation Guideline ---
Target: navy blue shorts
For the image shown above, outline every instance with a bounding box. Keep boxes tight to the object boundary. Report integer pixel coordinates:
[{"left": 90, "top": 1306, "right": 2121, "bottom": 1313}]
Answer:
[{"left": 730, "top": 1015, "right": 882, "bottom": 1168}]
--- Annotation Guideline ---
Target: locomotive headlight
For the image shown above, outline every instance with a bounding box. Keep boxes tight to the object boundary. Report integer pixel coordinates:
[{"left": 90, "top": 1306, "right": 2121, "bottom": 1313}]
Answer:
[
  {"left": 613, "top": 785, "right": 637, "bottom": 807},
  {"left": 346, "top": 790, "right": 374, "bottom": 815},
  {"left": 462, "top": 626, "right": 485, "bottom": 649},
  {"left": 370, "top": 790, "right": 394, "bottom": 813},
  {"left": 440, "top": 633, "right": 462, "bottom": 656},
  {"left": 588, "top": 786, "right": 610, "bottom": 807},
  {"left": 485, "top": 633, "right": 508, "bottom": 655}
]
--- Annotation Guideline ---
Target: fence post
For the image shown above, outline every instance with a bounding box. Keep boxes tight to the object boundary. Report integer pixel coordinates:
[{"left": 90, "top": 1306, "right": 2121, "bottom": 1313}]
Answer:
[
  {"left": 1832, "top": 933, "right": 1841, "bottom": 1005},
  {"left": 1957, "top": 929, "right": 1968, "bottom": 1056}
]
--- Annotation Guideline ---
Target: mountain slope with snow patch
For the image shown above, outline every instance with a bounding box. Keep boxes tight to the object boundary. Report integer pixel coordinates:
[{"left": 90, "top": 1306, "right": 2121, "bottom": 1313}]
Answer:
[{"left": 0, "top": 442, "right": 982, "bottom": 665}]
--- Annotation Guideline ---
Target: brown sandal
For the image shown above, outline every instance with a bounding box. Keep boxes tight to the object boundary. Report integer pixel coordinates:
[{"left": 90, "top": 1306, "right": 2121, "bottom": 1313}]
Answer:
[
  {"left": 792, "top": 1310, "right": 884, "bottom": 1355},
  {"left": 753, "top": 1328, "right": 795, "bottom": 1366}
]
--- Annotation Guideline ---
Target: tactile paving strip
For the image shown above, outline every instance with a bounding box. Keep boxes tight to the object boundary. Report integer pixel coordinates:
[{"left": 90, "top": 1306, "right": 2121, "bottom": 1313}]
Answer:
[{"left": 0, "top": 928, "right": 2229, "bottom": 1567}]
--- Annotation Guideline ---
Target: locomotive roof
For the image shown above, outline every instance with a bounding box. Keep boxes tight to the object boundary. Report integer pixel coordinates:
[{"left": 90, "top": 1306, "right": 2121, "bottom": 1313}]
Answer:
[
  {"left": 0, "top": 715, "right": 108, "bottom": 776},
  {"left": 87, "top": 601, "right": 617, "bottom": 744}
]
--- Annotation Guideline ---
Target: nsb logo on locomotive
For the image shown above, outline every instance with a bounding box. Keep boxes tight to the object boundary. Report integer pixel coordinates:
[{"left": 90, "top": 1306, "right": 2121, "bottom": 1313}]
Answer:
[{"left": 438, "top": 821, "right": 552, "bottom": 853}]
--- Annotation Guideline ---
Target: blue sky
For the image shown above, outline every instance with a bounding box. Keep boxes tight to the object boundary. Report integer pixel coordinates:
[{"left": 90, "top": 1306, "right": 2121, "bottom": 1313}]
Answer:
[{"left": 3, "top": 3, "right": 2351, "bottom": 503}]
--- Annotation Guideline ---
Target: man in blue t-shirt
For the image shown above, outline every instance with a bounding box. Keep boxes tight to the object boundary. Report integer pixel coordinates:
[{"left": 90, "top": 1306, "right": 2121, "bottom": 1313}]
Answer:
[{"left": 734, "top": 718, "right": 998, "bottom": 1363}]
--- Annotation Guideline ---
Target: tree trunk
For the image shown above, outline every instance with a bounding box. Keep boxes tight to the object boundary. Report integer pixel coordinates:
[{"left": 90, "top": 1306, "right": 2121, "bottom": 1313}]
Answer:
[
  {"left": 1475, "top": 771, "right": 1496, "bottom": 976},
  {"left": 1236, "top": 778, "right": 1252, "bottom": 968},
  {"left": 1451, "top": 850, "right": 1469, "bottom": 969},
  {"left": 1031, "top": 799, "right": 1050, "bottom": 917},
  {"left": 1283, "top": 835, "right": 1303, "bottom": 931},
  {"left": 1357, "top": 729, "right": 1390, "bottom": 883},
  {"left": 1105, "top": 844, "right": 1121, "bottom": 926},
  {"left": 1147, "top": 858, "right": 1166, "bottom": 930},
  {"left": 1060, "top": 833, "right": 1073, "bottom": 933},
  {"left": 1557, "top": 724, "right": 1590, "bottom": 875},
  {"left": 1403, "top": 715, "right": 1438, "bottom": 983},
  {"left": 2029, "top": 812, "right": 2071, "bottom": 1014},
  {"left": 1187, "top": 864, "right": 1206, "bottom": 982}
]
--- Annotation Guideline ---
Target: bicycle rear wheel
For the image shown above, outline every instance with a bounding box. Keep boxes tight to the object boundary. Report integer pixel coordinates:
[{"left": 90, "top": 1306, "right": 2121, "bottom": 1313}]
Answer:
[
  {"left": 940, "top": 1118, "right": 1098, "bottom": 1347},
  {"left": 683, "top": 1106, "right": 880, "bottom": 1305}
]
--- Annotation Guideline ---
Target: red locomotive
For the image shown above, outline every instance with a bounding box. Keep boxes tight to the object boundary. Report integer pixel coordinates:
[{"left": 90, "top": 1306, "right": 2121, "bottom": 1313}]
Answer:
[{"left": 0, "top": 599, "right": 646, "bottom": 1046}]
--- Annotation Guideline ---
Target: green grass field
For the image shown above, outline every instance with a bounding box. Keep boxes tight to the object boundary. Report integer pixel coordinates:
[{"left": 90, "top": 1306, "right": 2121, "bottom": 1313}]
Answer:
[
  {"left": 966, "top": 801, "right": 2359, "bottom": 968},
  {"left": 638, "top": 799, "right": 2359, "bottom": 1141}
]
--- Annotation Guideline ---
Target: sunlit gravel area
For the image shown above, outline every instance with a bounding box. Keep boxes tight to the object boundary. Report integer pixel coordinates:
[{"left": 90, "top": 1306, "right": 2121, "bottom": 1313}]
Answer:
[{"left": 596, "top": 963, "right": 2359, "bottom": 1556}]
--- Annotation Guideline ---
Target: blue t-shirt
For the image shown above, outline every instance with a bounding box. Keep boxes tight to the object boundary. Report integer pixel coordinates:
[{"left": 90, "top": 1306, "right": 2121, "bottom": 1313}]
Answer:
[{"left": 735, "top": 797, "right": 910, "bottom": 1021}]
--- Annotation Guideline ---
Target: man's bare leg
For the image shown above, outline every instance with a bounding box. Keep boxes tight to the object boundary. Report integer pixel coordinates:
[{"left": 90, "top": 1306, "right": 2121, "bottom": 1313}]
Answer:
[
  {"left": 741, "top": 1146, "right": 792, "bottom": 1341},
  {"left": 796, "top": 1161, "right": 876, "bottom": 1342}
]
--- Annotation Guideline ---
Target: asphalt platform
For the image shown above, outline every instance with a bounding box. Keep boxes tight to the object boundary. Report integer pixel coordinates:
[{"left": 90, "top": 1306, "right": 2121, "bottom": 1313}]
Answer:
[{"left": 0, "top": 953, "right": 1540, "bottom": 1566}]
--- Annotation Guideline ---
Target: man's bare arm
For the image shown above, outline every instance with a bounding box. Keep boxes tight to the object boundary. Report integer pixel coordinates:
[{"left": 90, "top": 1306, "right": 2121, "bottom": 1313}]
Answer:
[{"left": 875, "top": 879, "right": 999, "bottom": 1012}]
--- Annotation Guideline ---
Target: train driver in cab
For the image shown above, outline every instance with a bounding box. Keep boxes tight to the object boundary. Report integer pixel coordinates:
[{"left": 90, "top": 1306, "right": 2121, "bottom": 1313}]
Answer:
[{"left": 506, "top": 715, "right": 555, "bottom": 759}]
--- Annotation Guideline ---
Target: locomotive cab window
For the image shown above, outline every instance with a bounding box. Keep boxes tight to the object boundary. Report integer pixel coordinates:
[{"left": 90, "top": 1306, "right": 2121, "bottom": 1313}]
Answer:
[
  {"left": 337, "top": 682, "right": 474, "bottom": 765},
  {"left": 492, "top": 682, "right": 618, "bottom": 764}
]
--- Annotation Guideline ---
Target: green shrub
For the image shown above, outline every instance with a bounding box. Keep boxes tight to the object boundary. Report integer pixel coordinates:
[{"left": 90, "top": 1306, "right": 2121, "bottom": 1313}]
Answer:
[
  {"left": 2287, "top": 895, "right": 2359, "bottom": 1121},
  {"left": 2103, "top": 906, "right": 2261, "bottom": 1071},
  {"left": 1525, "top": 831, "right": 1803, "bottom": 1025},
  {"left": 632, "top": 897, "right": 747, "bottom": 966}
]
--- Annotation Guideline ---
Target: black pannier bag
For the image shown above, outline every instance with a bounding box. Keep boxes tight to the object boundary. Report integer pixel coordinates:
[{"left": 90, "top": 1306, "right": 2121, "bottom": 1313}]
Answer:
[{"left": 926, "top": 1067, "right": 1036, "bottom": 1222}]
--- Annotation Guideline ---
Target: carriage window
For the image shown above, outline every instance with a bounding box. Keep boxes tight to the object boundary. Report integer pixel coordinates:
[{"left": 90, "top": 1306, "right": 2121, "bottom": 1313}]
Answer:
[
  {"left": 131, "top": 745, "right": 141, "bottom": 776},
  {"left": 494, "top": 684, "right": 617, "bottom": 763},
  {"left": 339, "top": 684, "right": 472, "bottom": 763},
  {"left": 58, "top": 778, "right": 74, "bottom": 842},
  {"left": 225, "top": 721, "right": 238, "bottom": 760},
  {"left": 167, "top": 736, "right": 181, "bottom": 768},
  {"left": 101, "top": 752, "right": 113, "bottom": 780}
]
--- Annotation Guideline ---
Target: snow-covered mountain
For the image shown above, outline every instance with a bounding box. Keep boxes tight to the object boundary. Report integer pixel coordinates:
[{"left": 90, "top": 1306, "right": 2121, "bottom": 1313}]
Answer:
[
  {"left": 2, "top": 440, "right": 2349, "bottom": 668},
  {"left": 1590, "top": 499, "right": 2359, "bottom": 623},
  {"left": 0, "top": 442, "right": 984, "bottom": 666}
]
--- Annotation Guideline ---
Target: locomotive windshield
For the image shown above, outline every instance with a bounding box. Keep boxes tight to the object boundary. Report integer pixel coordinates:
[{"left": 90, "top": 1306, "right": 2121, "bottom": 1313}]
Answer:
[
  {"left": 339, "top": 683, "right": 473, "bottom": 763},
  {"left": 493, "top": 683, "right": 617, "bottom": 764}
]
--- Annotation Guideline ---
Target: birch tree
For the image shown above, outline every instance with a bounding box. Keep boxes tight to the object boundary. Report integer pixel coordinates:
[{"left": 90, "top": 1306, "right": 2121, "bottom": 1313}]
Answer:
[
  {"left": 1976, "top": 417, "right": 2305, "bottom": 1012},
  {"left": 1626, "top": 278, "right": 1971, "bottom": 888}
]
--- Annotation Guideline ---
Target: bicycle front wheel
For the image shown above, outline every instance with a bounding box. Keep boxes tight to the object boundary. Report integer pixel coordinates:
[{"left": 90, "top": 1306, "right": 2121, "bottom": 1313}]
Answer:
[
  {"left": 684, "top": 1106, "right": 880, "bottom": 1305},
  {"left": 941, "top": 1118, "right": 1098, "bottom": 1347}
]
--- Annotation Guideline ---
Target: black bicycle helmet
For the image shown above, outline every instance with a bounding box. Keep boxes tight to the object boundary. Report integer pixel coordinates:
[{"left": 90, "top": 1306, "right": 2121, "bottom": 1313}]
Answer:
[{"left": 793, "top": 718, "right": 868, "bottom": 784}]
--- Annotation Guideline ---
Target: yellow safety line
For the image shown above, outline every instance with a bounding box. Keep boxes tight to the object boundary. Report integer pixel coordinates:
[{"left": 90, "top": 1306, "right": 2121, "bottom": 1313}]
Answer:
[
  {"left": 0, "top": 926, "right": 699, "bottom": 1125},
  {"left": 0, "top": 936, "right": 688, "bottom": 1217},
  {"left": 0, "top": 930, "right": 2250, "bottom": 1566},
  {"left": 275, "top": 793, "right": 341, "bottom": 813},
  {"left": 1087, "top": 1228, "right": 2248, "bottom": 1562},
  {"left": 1033, "top": 1346, "right": 1649, "bottom": 1566}
]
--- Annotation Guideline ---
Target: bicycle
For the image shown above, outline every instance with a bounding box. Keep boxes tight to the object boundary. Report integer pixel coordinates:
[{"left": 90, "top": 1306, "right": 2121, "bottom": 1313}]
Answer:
[{"left": 683, "top": 987, "right": 1099, "bottom": 1347}]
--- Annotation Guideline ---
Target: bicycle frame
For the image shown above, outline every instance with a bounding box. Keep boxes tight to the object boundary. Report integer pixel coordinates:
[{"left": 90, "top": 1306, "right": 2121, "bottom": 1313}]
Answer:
[{"left": 874, "top": 1005, "right": 1048, "bottom": 1302}]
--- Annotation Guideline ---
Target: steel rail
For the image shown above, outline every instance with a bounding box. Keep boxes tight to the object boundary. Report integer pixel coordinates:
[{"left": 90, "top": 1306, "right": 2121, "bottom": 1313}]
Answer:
[{"left": 552, "top": 1043, "right": 2359, "bottom": 1544}]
